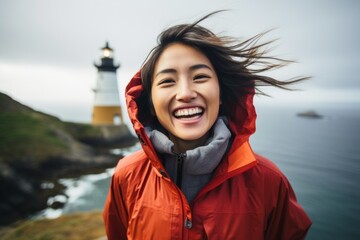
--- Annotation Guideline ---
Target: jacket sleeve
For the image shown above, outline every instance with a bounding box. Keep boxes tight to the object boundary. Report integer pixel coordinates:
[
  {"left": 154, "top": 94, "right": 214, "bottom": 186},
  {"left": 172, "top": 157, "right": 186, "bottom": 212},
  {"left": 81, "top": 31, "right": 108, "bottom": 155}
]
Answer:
[
  {"left": 265, "top": 176, "right": 312, "bottom": 240},
  {"left": 103, "top": 172, "right": 129, "bottom": 240}
]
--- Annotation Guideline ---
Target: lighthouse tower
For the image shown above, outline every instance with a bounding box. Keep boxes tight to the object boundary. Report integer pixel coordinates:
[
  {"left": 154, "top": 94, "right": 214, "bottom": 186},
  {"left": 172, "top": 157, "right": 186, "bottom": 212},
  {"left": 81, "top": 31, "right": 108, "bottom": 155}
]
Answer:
[{"left": 92, "top": 42, "right": 123, "bottom": 125}]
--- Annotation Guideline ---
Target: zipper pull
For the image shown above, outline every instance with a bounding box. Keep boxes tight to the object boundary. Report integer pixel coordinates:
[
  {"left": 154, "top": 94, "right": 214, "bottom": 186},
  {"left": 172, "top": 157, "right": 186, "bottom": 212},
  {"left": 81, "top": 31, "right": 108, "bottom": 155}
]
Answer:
[
  {"left": 177, "top": 153, "right": 186, "bottom": 164},
  {"left": 184, "top": 217, "right": 192, "bottom": 229}
]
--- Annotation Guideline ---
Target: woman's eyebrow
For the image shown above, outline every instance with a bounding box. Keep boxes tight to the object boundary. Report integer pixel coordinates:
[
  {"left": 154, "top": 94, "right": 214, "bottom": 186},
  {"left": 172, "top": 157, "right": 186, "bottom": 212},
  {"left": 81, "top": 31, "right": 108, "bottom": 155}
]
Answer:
[
  {"left": 189, "top": 64, "right": 212, "bottom": 71},
  {"left": 155, "top": 68, "right": 176, "bottom": 78},
  {"left": 155, "top": 64, "right": 212, "bottom": 78}
]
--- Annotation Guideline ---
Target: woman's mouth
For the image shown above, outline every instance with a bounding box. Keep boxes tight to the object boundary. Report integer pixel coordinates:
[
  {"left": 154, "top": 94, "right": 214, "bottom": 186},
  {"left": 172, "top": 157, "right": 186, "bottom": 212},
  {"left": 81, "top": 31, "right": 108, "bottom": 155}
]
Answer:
[{"left": 174, "top": 107, "right": 204, "bottom": 119}]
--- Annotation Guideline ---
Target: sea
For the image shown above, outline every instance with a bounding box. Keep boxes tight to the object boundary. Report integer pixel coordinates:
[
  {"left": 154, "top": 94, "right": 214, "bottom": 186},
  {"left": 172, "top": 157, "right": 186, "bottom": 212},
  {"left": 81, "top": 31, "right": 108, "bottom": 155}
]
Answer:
[{"left": 34, "top": 102, "right": 360, "bottom": 240}]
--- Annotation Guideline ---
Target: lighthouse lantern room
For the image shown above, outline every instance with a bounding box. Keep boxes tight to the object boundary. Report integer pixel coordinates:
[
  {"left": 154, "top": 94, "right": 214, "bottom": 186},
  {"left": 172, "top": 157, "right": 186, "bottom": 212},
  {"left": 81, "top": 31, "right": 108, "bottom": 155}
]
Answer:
[{"left": 92, "top": 42, "right": 123, "bottom": 125}]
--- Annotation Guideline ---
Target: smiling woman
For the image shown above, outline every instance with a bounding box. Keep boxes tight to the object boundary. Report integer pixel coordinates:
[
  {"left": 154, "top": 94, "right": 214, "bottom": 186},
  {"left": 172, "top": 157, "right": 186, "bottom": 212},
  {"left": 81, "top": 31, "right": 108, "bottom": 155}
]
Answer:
[
  {"left": 103, "top": 11, "right": 311, "bottom": 240},
  {"left": 151, "top": 43, "right": 220, "bottom": 152}
]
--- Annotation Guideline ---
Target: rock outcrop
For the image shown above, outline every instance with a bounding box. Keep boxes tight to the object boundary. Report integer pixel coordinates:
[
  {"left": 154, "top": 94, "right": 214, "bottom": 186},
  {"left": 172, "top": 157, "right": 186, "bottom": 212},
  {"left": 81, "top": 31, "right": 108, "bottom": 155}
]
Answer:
[
  {"left": 0, "top": 92, "right": 136, "bottom": 225},
  {"left": 297, "top": 110, "right": 323, "bottom": 119}
]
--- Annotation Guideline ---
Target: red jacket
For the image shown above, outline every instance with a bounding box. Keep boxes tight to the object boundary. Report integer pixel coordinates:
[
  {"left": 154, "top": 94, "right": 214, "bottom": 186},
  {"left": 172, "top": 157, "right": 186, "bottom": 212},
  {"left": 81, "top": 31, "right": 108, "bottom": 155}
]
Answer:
[{"left": 103, "top": 71, "right": 311, "bottom": 239}]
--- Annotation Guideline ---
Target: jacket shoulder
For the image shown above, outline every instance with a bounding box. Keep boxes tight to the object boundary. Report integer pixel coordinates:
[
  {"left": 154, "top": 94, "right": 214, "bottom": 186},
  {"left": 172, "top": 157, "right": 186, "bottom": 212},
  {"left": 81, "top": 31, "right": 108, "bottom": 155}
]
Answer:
[
  {"left": 251, "top": 154, "right": 299, "bottom": 203},
  {"left": 254, "top": 153, "right": 287, "bottom": 180},
  {"left": 113, "top": 149, "right": 149, "bottom": 181},
  {"left": 253, "top": 154, "right": 312, "bottom": 238},
  {"left": 250, "top": 153, "right": 294, "bottom": 192},
  {"left": 116, "top": 149, "right": 148, "bottom": 168}
]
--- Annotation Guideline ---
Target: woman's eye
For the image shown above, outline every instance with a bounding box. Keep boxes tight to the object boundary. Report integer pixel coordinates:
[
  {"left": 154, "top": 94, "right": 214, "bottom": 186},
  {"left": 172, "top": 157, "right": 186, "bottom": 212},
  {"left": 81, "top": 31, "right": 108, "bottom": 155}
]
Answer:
[
  {"left": 194, "top": 74, "right": 210, "bottom": 81},
  {"left": 158, "top": 78, "right": 175, "bottom": 85}
]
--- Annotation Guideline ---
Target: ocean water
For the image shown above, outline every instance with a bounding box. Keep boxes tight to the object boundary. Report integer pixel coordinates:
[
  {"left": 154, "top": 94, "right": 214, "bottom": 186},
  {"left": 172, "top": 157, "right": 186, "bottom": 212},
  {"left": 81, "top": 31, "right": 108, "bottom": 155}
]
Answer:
[
  {"left": 253, "top": 103, "right": 360, "bottom": 239},
  {"left": 33, "top": 145, "right": 140, "bottom": 219},
  {"left": 42, "top": 102, "right": 360, "bottom": 239}
]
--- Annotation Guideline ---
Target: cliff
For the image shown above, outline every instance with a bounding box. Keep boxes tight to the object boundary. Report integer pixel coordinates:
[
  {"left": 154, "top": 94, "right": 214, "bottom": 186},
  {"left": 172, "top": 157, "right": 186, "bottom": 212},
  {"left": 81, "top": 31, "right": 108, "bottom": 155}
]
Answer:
[{"left": 0, "top": 92, "right": 137, "bottom": 225}]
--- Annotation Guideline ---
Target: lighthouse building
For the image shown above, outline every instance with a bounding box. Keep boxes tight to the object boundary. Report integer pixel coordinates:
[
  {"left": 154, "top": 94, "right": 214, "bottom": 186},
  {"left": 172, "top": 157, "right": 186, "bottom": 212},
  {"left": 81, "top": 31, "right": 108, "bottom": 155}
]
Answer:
[{"left": 92, "top": 42, "right": 123, "bottom": 125}]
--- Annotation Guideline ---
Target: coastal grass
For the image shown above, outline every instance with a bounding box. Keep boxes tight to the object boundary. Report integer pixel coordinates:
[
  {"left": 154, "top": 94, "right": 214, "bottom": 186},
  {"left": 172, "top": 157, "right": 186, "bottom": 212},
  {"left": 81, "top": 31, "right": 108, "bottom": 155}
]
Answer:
[
  {"left": 0, "top": 92, "right": 128, "bottom": 166},
  {"left": 0, "top": 211, "right": 106, "bottom": 240},
  {"left": 63, "top": 121, "right": 103, "bottom": 140},
  {"left": 0, "top": 112, "right": 68, "bottom": 164},
  {"left": 0, "top": 92, "right": 105, "bottom": 165}
]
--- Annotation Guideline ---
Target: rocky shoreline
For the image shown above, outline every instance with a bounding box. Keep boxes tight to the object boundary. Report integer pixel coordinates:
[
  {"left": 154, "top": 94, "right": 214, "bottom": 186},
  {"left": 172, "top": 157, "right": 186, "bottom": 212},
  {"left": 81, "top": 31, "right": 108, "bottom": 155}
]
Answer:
[
  {"left": 0, "top": 156, "right": 115, "bottom": 225},
  {"left": 0, "top": 134, "right": 136, "bottom": 226},
  {"left": 0, "top": 92, "right": 137, "bottom": 225}
]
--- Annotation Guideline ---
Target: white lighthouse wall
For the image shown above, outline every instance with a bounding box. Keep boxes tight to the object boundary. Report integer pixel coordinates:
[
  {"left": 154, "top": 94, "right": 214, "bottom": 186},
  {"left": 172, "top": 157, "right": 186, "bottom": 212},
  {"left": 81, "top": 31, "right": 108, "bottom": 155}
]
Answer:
[{"left": 93, "top": 71, "right": 121, "bottom": 106}]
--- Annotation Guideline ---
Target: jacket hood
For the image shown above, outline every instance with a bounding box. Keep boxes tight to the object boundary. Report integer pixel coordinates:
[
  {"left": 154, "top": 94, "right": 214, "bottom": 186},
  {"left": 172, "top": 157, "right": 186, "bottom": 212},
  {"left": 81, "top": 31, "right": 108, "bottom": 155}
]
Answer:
[{"left": 125, "top": 70, "right": 257, "bottom": 174}]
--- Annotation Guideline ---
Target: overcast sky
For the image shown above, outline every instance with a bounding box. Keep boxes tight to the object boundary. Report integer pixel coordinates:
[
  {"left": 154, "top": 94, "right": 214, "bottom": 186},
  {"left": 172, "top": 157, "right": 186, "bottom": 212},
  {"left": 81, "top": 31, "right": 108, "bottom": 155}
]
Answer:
[{"left": 1, "top": 0, "right": 359, "bottom": 123}]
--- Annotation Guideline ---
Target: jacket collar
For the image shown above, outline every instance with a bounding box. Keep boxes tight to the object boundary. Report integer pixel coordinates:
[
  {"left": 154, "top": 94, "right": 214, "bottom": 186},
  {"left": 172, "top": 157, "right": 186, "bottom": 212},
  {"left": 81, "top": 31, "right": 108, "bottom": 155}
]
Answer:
[{"left": 145, "top": 118, "right": 231, "bottom": 175}]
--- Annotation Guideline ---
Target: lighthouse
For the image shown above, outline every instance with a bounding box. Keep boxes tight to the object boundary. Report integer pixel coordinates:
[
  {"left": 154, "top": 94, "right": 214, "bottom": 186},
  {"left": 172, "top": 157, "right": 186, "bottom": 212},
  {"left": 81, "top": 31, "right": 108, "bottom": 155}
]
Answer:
[{"left": 92, "top": 42, "right": 123, "bottom": 125}]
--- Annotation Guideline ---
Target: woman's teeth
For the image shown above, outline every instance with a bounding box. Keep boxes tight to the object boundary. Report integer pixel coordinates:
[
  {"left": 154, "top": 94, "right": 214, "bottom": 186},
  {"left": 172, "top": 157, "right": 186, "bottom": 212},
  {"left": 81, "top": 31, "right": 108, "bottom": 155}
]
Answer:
[{"left": 174, "top": 107, "right": 203, "bottom": 118}]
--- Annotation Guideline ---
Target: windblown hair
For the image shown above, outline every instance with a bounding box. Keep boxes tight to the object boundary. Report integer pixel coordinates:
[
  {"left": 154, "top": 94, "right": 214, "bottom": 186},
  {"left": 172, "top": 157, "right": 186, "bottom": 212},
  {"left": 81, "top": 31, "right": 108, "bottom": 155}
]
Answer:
[{"left": 139, "top": 11, "right": 308, "bottom": 121}]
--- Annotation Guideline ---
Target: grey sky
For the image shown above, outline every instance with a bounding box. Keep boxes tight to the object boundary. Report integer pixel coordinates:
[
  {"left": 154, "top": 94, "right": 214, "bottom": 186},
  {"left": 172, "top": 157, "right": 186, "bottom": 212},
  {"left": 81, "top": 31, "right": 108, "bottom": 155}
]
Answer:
[{"left": 0, "top": 0, "right": 359, "bottom": 122}]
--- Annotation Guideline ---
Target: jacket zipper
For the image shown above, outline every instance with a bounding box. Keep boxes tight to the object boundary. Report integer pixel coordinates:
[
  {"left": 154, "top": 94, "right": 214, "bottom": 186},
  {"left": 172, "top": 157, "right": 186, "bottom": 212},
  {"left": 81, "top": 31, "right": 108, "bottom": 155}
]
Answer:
[
  {"left": 173, "top": 152, "right": 192, "bottom": 237},
  {"left": 175, "top": 152, "right": 186, "bottom": 188}
]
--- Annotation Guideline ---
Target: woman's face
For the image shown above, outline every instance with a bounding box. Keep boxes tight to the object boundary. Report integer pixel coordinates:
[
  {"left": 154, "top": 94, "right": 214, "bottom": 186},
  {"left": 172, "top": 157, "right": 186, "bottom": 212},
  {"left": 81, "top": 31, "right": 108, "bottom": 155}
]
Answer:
[{"left": 151, "top": 43, "right": 220, "bottom": 151}]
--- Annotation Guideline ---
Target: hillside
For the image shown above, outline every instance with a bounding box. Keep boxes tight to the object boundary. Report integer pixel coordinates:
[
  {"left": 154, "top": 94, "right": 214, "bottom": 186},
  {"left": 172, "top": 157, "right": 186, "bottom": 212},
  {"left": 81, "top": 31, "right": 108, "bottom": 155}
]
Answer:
[
  {"left": 0, "top": 92, "right": 136, "bottom": 225},
  {"left": 0, "top": 211, "right": 105, "bottom": 240}
]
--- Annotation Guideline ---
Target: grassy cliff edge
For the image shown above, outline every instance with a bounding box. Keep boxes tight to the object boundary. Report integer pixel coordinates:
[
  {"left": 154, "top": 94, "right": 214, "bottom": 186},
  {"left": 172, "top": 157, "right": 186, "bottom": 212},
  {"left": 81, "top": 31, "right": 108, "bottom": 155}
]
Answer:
[
  {"left": 0, "top": 211, "right": 105, "bottom": 240},
  {"left": 0, "top": 92, "right": 136, "bottom": 225}
]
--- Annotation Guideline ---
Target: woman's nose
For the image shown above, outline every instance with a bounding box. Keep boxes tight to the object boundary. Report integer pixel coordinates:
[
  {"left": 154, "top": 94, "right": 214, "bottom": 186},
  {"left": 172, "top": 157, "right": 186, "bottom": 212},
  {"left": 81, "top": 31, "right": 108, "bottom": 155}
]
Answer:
[{"left": 175, "top": 80, "right": 197, "bottom": 102}]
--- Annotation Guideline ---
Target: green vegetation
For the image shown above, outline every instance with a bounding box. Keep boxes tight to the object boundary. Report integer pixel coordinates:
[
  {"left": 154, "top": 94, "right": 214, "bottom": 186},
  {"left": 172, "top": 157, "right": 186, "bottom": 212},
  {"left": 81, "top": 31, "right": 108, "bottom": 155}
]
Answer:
[
  {"left": 0, "top": 111, "right": 68, "bottom": 165},
  {"left": 63, "top": 121, "right": 103, "bottom": 140},
  {"left": 0, "top": 92, "right": 132, "bottom": 226},
  {"left": 0, "top": 211, "right": 105, "bottom": 240},
  {"left": 0, "top": 92, "right": 71, "bottom": 165},
  {"left": 0, "top": 92, "right": 108, "bottom": 166}
]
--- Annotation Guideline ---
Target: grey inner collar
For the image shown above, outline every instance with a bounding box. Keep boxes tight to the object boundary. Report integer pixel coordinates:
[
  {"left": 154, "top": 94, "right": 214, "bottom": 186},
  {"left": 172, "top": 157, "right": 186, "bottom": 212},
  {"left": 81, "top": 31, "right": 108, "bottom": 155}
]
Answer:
[{"left": 145, "top": 118, "right": 232, "bottom": 175}]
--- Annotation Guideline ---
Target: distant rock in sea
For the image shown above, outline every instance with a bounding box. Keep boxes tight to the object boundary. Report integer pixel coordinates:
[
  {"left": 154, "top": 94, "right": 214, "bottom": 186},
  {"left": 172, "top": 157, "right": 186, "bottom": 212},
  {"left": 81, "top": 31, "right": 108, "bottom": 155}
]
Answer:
[{"left": 297, "top": 110, "right": 323, "bottom": 119}]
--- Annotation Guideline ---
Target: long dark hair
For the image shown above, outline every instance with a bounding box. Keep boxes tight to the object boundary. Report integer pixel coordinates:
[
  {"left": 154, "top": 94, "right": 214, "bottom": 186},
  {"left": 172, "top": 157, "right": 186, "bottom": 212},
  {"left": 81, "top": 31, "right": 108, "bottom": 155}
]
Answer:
[{"left": 139, "top": 11, "right": 308, "bottom": 122}]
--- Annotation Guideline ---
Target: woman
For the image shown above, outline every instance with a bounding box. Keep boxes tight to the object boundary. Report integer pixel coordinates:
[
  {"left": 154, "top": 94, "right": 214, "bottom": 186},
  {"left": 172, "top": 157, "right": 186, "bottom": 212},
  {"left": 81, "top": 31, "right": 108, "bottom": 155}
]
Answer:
[{"left": 103, "top": 12, "right": 311, "bottom": 240}]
